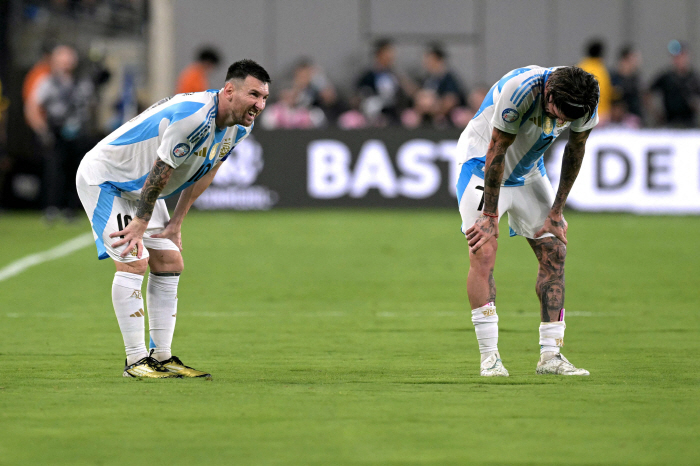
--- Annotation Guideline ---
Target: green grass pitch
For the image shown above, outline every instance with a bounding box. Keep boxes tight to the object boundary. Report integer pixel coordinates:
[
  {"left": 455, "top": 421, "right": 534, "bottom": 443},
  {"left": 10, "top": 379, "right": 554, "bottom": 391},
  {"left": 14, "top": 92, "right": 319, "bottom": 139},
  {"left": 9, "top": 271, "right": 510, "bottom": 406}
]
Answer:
[{"left": 0, "top": 210, "right": 698, "bottom": 465}]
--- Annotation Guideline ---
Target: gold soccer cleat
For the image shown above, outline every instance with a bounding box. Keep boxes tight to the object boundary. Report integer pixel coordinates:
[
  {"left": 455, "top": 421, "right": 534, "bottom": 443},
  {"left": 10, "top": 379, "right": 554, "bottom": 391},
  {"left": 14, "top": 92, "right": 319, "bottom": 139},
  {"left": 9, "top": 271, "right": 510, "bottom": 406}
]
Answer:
[
  {"left": 123, "top": 356, "right": 183, "bottom": 378},
  {"left": 159, "top": 356, "right": 212, "bottom": 379}
]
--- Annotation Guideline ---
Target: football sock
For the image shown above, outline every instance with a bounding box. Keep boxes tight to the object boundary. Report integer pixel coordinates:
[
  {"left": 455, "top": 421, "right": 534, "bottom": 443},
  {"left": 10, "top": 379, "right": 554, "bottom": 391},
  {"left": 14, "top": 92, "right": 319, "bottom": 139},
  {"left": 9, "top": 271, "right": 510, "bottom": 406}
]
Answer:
[
  {"left": 112, "top": 272, "right": 147, "bottom": 365},
  {"left": 539, "top": 310, "right": 566, "bottom": 359},
  {"left": 147, "top": 273, "right": 180, "bottom": 362},
  {"left": 471, "top": 302, "right": 499, "bottom": 362}
]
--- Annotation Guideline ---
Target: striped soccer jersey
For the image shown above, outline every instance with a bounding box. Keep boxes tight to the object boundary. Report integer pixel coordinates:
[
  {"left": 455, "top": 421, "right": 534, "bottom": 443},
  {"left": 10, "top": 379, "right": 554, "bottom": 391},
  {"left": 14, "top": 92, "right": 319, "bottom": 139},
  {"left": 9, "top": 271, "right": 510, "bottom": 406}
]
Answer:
[
  {"left": 456, "top": 66, "right": 598, "bottom": 186},
  {"left": 79, "top": 89, "right": 252, "bottom": 200}
]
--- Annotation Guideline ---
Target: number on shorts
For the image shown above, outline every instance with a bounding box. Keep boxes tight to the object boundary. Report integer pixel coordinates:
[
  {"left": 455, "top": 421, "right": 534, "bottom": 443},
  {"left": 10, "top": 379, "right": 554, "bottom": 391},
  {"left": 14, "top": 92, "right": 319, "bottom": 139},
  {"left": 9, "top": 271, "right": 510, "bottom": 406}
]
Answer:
[
  {"left": 475, "top": 186, "right": 485, "bottom": 211},
  {"left": 116, "top": 214, "right": 133, "bottom": 239}
]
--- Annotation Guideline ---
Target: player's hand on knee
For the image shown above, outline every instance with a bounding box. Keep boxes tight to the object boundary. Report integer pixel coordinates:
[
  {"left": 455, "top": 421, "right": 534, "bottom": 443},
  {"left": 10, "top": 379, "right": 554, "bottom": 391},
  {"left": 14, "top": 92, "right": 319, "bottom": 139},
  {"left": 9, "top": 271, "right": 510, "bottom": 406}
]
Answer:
[
  {"left": 110, "top": 217, "right": 148, "bottom": 258},
  {"left": 466, "top": 215, "right": 499, "bottom": 252},
  {"left": 151, "top": 221, "right": 183, "bottom": 251},
  {"left": 535, "top": 214, "right": 568, "bottom": 244}
]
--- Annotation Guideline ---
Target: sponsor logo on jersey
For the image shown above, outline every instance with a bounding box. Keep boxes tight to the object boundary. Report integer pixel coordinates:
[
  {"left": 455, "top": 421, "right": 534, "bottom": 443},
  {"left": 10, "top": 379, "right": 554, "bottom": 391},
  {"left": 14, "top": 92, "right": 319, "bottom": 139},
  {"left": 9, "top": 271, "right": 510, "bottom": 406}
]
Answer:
[
  {"left": 129, "top": 309, "right": 144, "bottom": 317},
  {"left": 502, "top": 108, "right": 520, "bottom": 123},
  {"left": 173, "top": 143, "right": 191, "bottom": 158}
]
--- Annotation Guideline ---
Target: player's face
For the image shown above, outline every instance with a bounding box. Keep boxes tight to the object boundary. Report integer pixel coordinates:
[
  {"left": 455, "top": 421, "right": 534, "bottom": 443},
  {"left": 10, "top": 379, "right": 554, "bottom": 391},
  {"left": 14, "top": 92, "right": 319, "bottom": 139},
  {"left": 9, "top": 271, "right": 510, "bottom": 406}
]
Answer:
[{"left": 219, "top": 76, "right": 269, "bottom": 127}]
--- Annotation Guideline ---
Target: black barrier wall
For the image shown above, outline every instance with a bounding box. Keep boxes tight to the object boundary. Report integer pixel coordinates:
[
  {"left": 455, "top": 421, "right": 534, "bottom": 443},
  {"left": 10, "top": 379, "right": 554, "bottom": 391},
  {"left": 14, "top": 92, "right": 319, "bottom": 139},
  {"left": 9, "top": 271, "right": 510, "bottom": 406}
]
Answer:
[{"left": 194, "top": 128, "right": 464, "bottom": 210}]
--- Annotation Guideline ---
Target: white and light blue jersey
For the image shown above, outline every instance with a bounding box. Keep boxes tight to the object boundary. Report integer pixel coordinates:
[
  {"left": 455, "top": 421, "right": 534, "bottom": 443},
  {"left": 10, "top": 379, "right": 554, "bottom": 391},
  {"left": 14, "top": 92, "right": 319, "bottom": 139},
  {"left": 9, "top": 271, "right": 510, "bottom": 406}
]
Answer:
[
  {"left": 79, "top": 90, "right": 252, "bottom": 201},
  {"left": 456, "top": 66, "right": 598, "bottom": 187}
]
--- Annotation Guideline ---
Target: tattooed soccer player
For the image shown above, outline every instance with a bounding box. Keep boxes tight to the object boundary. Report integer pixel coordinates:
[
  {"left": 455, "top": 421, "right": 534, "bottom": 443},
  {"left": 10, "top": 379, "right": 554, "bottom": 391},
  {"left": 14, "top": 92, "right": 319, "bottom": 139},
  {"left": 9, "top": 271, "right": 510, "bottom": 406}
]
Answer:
[
  {"left": 76, "top": 60, "right": 270, "bottom": 378},
  {"left": 456, "top": 66, "right": 599, "bottom": 376}
]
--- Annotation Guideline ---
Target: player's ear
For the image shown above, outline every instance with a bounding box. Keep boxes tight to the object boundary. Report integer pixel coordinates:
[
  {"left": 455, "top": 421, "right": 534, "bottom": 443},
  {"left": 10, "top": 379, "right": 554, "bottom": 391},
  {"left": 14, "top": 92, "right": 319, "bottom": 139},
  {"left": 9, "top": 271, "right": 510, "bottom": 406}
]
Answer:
[{"left": 224, "top": 80, "right": 235, "bottom": 98}]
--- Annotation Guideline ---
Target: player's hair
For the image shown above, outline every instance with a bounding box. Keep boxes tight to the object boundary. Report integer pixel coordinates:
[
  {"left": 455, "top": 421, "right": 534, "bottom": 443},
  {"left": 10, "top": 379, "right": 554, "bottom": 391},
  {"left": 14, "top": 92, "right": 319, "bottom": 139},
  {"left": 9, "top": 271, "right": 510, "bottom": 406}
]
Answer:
[
  {"left": 547, "top": 66, "right": 599, "bottom": 122},
  {"left": 198, "top": 47, "right": 221, "bottom": 65},
  {"left": 225, "top": 59, "right": 271, "bottom": 84}
]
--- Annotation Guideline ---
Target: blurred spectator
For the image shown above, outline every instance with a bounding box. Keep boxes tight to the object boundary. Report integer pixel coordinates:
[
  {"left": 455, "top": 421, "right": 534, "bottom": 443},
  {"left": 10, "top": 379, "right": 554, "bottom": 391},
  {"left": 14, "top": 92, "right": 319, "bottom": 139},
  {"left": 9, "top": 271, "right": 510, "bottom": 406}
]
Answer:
[
  {"left": 175, "top": 47, "right": 221, "bottom": 94},
  {"left": 605, "top": 98, "right": 642, "bottom": 129},
  {"left": 351, "top": 38, "right": 415, "bottom": 127},
  {"left": 577, "top": 39, "right": 613, "bottom": 123},
  {"left": 401, "top": 43, "right": 467, "bottom": 128},
  {"left": 289, "top": 58, "right": 344, "bottom": 124},
  {"left": 648, "top": 41, "right": 700, "bottom": 128},
  {"left": 610, "top": 45, "right": 644, "bottom": 121},
  {"left": 22, "top": 40, "right": 55, "bottom": 123},
  {"left": 25, "top": 45, "right": 96, "bottom": 222},
  {"left": 260, "top": 88, "right": 326, "bottom": 129}
]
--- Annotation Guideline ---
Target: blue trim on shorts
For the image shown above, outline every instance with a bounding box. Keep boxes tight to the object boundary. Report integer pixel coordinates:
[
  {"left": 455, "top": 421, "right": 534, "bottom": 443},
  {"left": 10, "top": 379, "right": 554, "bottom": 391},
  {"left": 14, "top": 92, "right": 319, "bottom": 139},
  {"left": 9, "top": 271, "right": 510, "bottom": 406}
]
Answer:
[
  {"left": 91, "top": 188, "right": 115, "bottom": 260},
  {"left": 456, "top": 157, "right": 486, "bottom": 204}
]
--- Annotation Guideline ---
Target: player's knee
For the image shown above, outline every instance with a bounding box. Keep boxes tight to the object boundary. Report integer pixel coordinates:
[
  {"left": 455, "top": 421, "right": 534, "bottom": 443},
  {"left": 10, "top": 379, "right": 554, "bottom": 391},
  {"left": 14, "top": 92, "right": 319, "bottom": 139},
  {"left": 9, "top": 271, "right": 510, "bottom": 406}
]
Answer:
[
  {"left": 540, "top": 239, "right": 566, "bottom": 267},
  {"left": 115, "top": 258, "right": 149, "bottom": 276},
  {"left": 470, "top": 240, "right": 498, "bottom": 270}
]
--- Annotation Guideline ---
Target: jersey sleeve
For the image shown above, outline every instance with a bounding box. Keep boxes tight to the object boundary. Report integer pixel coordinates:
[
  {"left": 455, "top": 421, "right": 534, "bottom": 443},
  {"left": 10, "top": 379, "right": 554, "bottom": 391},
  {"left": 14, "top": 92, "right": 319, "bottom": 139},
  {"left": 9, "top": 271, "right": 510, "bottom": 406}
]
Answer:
[
  {"left": 490, "top": 74, "right": 541, "bottom": 134},
  {"left": 156, "top": 107, "right": 209, "bottom": 169},
  {"left": 570, "top": 107, "right": 599, "bottom": 132}
]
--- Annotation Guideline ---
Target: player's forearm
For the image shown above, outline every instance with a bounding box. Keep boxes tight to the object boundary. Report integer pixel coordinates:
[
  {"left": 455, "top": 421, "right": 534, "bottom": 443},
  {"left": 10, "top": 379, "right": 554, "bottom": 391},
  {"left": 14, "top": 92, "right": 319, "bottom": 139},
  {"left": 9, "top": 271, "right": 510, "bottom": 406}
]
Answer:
[
  {"left": 169, "top": 163, "right": 220, "bottom": 226},
  {"left": 135, "top": 159, "right": 174, "bottom": 222},
  {"left": 552, "top": 132, "right": 589, "bottom": 215},
  {"left": 482, "top": 129, "right": 515, "bottom": 214}
]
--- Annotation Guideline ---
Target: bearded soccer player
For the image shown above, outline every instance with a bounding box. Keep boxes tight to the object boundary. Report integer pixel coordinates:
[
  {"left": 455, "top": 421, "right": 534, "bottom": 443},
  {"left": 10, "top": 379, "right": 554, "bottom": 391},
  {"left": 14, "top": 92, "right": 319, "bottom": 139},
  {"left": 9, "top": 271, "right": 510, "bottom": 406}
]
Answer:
[
  {"left": 456, "top": 66, "right": 599, "bottom": 376},
  {"left": 76, "top": 60, "right": 270, "bottom": 378}
]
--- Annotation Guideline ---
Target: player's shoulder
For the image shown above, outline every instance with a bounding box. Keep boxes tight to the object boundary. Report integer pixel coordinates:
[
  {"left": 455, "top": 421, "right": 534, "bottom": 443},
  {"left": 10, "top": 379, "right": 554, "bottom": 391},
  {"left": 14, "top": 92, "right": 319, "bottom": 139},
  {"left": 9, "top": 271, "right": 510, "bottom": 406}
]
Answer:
[
  {"left": 494, "top": 66, "right": 551, "bottom": 110},
  {"left": 141, "top": 90, "right": 217, "bottom": 121}
]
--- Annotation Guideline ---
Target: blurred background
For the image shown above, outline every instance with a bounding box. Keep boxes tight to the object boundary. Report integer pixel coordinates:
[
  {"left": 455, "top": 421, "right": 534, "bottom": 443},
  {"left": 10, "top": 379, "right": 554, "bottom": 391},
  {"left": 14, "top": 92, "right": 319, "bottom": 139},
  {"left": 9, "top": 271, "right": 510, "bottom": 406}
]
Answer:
[{"left": 1, "top": 0, "right": 699, "bottom": 215}]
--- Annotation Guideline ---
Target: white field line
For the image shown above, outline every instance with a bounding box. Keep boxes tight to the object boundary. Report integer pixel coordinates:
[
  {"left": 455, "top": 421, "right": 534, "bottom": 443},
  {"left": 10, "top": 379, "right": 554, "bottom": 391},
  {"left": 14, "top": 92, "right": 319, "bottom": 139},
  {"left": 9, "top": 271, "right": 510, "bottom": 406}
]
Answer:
[{"left": 0, "top": 233, "right": 93, "bottom": 283}]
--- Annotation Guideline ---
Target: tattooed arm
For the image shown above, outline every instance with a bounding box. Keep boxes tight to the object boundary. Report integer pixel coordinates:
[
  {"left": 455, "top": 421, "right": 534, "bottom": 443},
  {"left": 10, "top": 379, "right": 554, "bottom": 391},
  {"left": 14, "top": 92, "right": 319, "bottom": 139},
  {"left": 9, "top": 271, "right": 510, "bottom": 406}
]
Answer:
[
  {"left": 110, "top": 159, "right": 174, "bottom": 258},
  {"left": 534, "top": 128, "right": 592, "bottom": 244},
  {"left": 465, "top": 127, "right": 516, "bottom": 253}
]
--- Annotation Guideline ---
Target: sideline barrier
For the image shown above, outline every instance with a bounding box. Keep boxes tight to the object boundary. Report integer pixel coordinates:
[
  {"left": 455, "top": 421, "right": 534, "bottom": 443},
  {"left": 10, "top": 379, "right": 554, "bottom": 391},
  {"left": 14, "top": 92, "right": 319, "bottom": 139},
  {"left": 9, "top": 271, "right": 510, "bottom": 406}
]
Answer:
[{"left": 193, "top": 128, "right": 700, "bottom": 214}]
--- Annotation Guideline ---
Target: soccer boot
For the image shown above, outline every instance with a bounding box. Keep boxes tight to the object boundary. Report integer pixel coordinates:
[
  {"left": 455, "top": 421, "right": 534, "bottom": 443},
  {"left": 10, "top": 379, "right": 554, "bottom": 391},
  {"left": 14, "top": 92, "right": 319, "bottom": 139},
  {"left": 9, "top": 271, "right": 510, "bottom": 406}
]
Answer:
[
  {"left": 123, "top": 356, "right": 182, "bottom": 378},
  {"left": 480, "top": 352, "right": 509, "bottom": 377},
  {"left": 536, "top": 352, "right": 589, "bottom": 376},
  {"left": 159, "top": 355, "right": 212, "bottom": 379}
]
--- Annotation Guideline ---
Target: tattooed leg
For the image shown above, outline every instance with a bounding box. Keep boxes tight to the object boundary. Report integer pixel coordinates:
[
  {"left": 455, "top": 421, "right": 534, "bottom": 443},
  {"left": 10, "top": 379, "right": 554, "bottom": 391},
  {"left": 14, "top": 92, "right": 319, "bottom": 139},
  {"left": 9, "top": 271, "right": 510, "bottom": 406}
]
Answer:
[
  {"left": 467, "top": 237, "right": 498, "bottom": 309},
  {"left": 527, "top": 237, "right": 566, "bottom": 322}
]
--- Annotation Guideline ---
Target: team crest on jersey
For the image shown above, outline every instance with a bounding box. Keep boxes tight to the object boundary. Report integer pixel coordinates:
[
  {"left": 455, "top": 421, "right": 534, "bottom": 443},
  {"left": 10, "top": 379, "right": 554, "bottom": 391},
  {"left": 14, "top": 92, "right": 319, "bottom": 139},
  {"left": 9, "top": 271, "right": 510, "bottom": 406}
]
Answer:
[
  {"left": 543, "top": 116, "right": 554, "bottom": 134},
  {"left": 502, "top": 108, "right": 520, "bottom": 123},
  {"left": 172, "top": 143, "right": 191, "bottom": 158}
]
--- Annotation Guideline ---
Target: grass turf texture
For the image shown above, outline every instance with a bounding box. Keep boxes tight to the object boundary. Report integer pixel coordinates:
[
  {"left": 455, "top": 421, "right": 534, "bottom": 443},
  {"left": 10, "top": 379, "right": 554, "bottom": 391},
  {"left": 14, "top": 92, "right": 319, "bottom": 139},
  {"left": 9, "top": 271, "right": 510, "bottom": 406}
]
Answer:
[{"left": 0, "top": 210, "right": 698, "bottom": 465}]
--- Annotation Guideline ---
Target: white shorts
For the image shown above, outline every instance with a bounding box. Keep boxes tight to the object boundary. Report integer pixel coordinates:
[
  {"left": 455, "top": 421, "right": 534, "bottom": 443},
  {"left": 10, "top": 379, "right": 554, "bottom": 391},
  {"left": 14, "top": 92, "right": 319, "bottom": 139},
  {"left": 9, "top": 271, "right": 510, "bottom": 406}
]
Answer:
[
  {"left": 76, "top": 170, "right": 179, "bottom": 262},
  {"left": 456, "top": 159, "right": 555, "bottom": 239}
]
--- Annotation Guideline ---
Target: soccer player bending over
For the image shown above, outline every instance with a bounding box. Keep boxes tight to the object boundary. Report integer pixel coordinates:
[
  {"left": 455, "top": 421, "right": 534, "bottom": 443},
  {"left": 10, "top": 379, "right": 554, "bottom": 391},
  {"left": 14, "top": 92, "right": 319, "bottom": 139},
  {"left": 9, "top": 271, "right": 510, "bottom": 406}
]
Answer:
[
  {"left": 456, "top": 66, "right": 599, "bottom": 376},
  {"left": 76, "top": 60, "right": 270, "bottom": 378}
]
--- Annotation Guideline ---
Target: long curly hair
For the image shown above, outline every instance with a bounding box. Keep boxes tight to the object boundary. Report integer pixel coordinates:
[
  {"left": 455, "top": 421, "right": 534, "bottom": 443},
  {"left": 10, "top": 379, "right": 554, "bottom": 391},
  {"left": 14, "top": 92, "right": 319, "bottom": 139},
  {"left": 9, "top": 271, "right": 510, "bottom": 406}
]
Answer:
[{"left": 547, "top": 66, "right": 599, "bottom": 122}]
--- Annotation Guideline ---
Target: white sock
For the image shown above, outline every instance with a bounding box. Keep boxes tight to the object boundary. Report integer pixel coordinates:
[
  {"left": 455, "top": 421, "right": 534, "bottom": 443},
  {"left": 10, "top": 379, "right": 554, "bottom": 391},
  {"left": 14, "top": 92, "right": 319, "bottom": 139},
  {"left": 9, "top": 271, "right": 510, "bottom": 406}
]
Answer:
[
  {"left": 147, "top": 273, "right": 179, "bottom": 362},
  {"left": 112, "top": 272, "right": 147, "bottom": 365},
  {"left": 471, "top": 302, "right": 499, "bottom": 362},
  {"left": 539, "top": 320, "right": 566, "bottom": 358}
]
